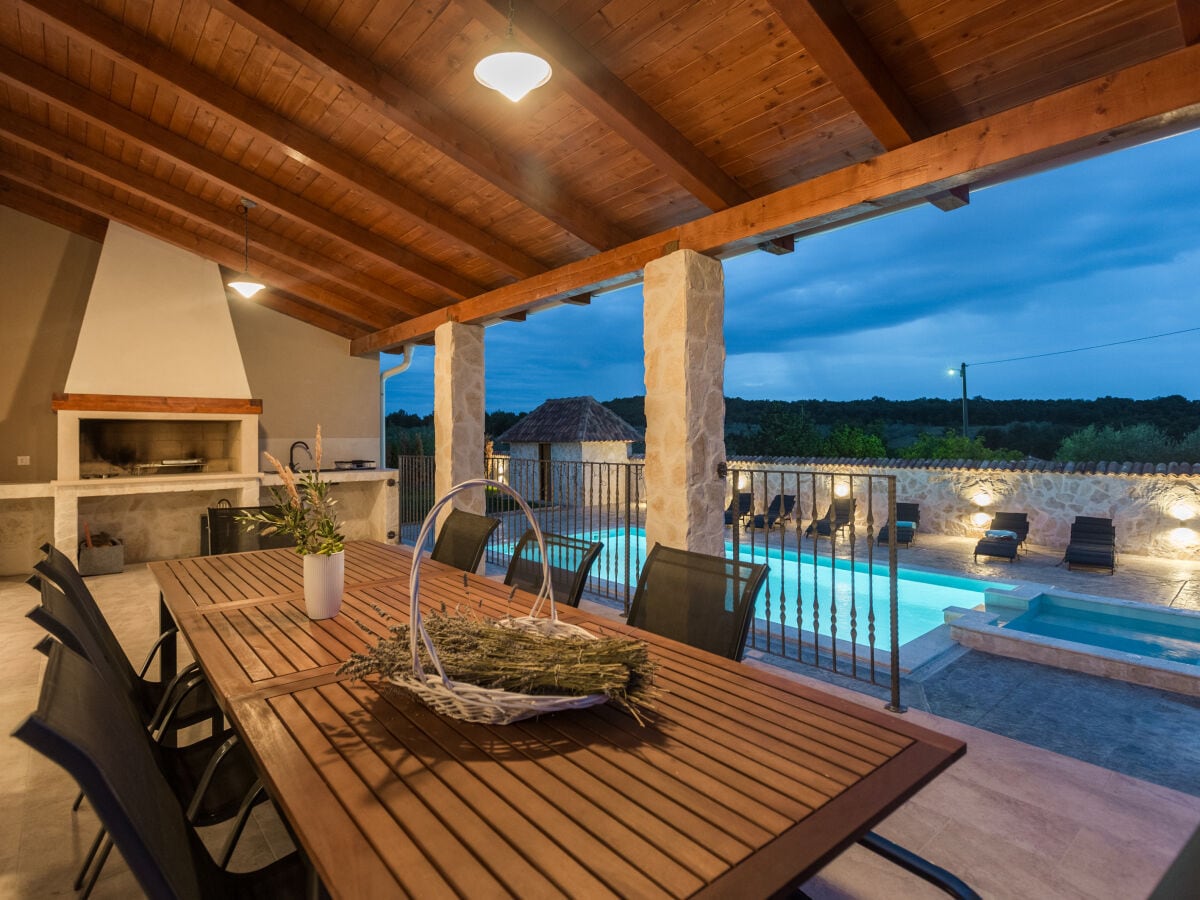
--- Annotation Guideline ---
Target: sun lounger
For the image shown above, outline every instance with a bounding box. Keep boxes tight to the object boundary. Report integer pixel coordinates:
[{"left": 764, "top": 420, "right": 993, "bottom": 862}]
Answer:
[
  {"left": 748, "top": 494, "right": 796, "bottom": 529},
  {"left": 877, "top": 502, "right": 920, "bottom": 547},
  {"left": 1063, "top": 516, "right": 1116, "bottom": 574},
  {"left": 805, "top": 497, "right": 855, "bottom": 539}
]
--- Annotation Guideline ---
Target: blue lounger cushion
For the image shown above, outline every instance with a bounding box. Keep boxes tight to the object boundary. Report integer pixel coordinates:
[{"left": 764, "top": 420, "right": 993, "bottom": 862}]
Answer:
[
  {"left": 895, "top": 521, "right": 917, "bottom": 529},
  {"left": 985, "top": 529, "right": 1019, "bottom": 540}
]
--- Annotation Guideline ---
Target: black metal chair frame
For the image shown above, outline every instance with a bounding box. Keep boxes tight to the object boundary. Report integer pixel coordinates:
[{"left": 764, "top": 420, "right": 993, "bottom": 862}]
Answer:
[
  {"left": 626, "top": 543, "right": 767, "bottom": 662},
  {"left": 503, "top": 529, "right": 603, "bottom": 608},
  {"left": 429, "top": 508, "right": 501, "bottom": 573},
  {"left": 12, "top": 643, "right": 309, "bottom": 900}
]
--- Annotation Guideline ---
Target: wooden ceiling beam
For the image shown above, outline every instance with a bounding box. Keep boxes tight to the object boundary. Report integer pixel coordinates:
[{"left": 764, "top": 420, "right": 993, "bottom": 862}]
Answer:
[
  {"left": 769, "top": 0, "right": 970, "bottom": 213},
  {"left": 206, "top": 0, "right": 629, "bottom": 252},
  {"left": 1179, "top": 0, "right": 1200, "bottom": 45},
  {"left": 14, "top": 0, "right": 545, "bottom": 282},
  {"left": 352, "top": 42, "right": 1200, "bottom": 354},
  {"left": 0, "top": 176, "right": 108, "bottom": 242},
  {"left": 0, "top": 152, "right": 389, "bottom": 334},
  {"left": 0, "top": 108, "right": 430, "bottom": 318},
  {"left": 0, "top": 45, "right": 480, "bottom": 303},
  {"left": 462, "top": 0, "right": 751, "bottom": 213}
]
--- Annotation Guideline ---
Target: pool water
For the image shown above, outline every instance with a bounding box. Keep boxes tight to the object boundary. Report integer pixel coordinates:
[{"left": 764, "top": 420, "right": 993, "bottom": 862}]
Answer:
[
  {"left": 1004, "top": 594, "right": 1200, "bottom": 665},
  {"left": 575, "top": 528, "right": 1014, "bottom": 647}
]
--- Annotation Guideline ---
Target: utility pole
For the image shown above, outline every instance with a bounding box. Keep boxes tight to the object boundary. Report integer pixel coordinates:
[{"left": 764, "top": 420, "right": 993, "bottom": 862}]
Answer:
[{"left": 959, "top": 362, "right": 969, "bottom": 438}]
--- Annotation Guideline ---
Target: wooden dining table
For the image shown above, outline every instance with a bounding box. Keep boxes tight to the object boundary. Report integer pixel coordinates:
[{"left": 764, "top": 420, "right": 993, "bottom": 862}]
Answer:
[{"left": 149, "top": 540, "right": 965, "bottom": 899}]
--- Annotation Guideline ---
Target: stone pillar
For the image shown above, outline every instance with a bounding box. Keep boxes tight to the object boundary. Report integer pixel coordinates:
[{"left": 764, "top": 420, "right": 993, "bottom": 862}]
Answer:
[
  {"left": 643, "top": 249, "right": 726, "bottom": 556},
  {"left": 434, "top": 322, "right": 486, "bottom": 522}
]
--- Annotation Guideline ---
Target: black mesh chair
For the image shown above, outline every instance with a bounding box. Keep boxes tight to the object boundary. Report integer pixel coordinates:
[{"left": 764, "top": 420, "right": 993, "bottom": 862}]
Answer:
[
  {"left": 626, "top": 543, "right": 767, "bottom": 662},
  {"left": 503, "top": 530, "right": 603, "bottom": 608},
  {"left": 877, "top": 501, "right": 921, "bottom": 547},
  {"left": 12, "top": 643, "right": 310, "bottom": 900},
  {"left": 429, "top": 509, "right": 500, "bottom": 572},
  {"left": 806, "top": 497, "right": 856, "bottom": 540},
  {"left": 204, "top": 505, "right": 296, "bottom": 556},
  {"left": 28, "top": 558, "right": 221, "bottom": 742}
]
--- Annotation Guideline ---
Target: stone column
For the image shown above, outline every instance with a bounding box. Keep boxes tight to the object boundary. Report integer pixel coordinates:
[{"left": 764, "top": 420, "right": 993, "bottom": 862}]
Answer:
[
  {"left": 643, "top": 249, "right": 726, "bottom": 556},
  {"left": 434, "top": 321, "right": 486, "bottom": 524}
]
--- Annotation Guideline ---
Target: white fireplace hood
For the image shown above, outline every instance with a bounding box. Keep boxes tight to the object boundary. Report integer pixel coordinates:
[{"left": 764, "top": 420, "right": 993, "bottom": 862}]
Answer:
[{"left": 65, "top": 222, "right": 251, "bottom": 399}]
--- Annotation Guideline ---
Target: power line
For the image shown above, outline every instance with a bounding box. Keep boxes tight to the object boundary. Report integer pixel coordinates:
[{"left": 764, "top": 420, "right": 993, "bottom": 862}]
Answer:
[{"left": 969, "top": 325, "right": 1200, "bottom": 368}]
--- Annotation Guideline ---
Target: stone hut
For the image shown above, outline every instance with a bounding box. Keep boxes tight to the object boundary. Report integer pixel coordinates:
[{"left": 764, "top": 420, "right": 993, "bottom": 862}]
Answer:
[{"left": 494, "top": 397, "right": 642, "bottom": 504}]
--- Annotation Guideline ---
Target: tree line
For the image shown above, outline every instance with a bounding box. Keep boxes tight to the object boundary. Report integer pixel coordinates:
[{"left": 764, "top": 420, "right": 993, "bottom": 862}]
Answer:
[{"left": 386, "top": 395, "right": 1200, "bottom": 463}]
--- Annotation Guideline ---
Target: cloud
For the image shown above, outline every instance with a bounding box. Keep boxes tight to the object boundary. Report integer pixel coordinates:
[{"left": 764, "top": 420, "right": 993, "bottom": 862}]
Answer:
[{"left": 387, "top": 127, "right": 1200, "bottom": 413}]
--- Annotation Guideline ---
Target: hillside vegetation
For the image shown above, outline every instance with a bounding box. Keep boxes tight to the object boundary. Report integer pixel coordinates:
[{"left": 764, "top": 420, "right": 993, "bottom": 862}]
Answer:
[{"left": 386, "top": 395, "right": 1200, "bottom": 463}]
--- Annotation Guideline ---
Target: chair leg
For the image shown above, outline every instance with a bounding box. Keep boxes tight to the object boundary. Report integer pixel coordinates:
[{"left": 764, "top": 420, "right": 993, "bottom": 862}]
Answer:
[
  {"left": 858, "top": 831, "right": 980, "bottom": 899},
  {"left": 73, "top": 826, "right": 105, "bottom": 890},
  {"left": 78, "top": 836, "right": 113, "bottom": 900}
]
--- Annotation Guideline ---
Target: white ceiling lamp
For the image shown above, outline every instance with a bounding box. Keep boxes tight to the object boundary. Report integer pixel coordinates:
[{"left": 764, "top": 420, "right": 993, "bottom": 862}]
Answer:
[
  {"left": 473, "top": 1, "right": 551, "bottom": 102},
  {"left": 227, "top": 198, "right": 266, "bottom": 299}
]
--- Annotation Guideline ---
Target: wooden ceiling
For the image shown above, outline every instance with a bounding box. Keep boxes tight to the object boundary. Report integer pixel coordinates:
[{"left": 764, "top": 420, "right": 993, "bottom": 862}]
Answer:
[{"left": 2, "top": 0, "right": 1199, "bottom": 353}]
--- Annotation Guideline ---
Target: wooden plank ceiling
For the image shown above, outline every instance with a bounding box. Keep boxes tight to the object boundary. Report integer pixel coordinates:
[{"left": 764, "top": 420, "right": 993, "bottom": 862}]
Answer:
[{"left": 0, "top": 0, "right": 1197, "bottom": 349}]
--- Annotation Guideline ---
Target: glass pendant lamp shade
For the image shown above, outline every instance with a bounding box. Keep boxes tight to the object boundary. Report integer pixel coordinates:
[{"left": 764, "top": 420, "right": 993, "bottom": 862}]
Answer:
[
  {"left": 474, "top": 48, "right": 552, "bottom": 102},
  {"left": 227, "top": 198, "right": 265, "bottom": 298}
]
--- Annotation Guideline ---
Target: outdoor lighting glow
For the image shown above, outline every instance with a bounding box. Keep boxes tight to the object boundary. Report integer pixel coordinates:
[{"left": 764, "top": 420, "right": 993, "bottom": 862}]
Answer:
[
  {"left": 971, "top": 512, "right": 991, "bottom": 527},
  {"left": 228, "top": 279, "right": 265, "bottom": 298},
  {"left": 226, "top": 199, "right": 265, "bottom": 299},
  {"left": 1169, "top": 527, "right": 1198, "bottom": 548},
  {"left": 972, "top": 491, "right": 992, "bottom": 507},
  {"left": 833, "top": 482, "right": 850, "bottom": 498},
  {"left": 1170, "top": 501, "right": 1197, "bottom": 522}
]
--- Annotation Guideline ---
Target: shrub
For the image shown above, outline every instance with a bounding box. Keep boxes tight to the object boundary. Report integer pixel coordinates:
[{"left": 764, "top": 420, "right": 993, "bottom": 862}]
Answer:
[{"left": 899, "top": 430, "right": 1022, "bottom": 461}]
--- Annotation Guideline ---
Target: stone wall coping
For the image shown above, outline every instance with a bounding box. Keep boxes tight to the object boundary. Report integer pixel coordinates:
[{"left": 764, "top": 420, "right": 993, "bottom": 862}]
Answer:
[{"left": 722, "top": 456, "right": 1198, "bottom": 476}]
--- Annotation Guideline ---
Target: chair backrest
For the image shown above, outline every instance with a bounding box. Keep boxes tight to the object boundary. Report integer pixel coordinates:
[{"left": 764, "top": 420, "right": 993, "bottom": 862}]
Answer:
[
  {"left": 503, "top": 530, "right": 603, "bottom": 608},
  {"left": 989, "top": 511, "right": 1029, "bottom": 538},
  {"left": 430, "top": 509, "right": 501, "bottom": 572},
  {"left": 894, "top": 502, "right": 921, "bottom": 524},
  {"left": 206, "top": 506, "right": 295, "bottom": 555},
  {"left": 1071, "top": 516, "right": 1115, "bottom": 543},
  {"left": 12, "top": 643, "right": 212, "bottom": 900},
  {"left": 28, "top": 574, "right": 143, "bottom": 711},
  {"left": 35, "top": 546, "right": 136, "bottom": 693},
  {"left": 626, "top": 543, "right": 767, "bottom": 661}
]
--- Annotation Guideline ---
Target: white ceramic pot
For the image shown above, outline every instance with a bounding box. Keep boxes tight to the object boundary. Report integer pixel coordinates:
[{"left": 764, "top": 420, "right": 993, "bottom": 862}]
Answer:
[{"left": 303, "top": 550, "right": 345, "bottom": 619}]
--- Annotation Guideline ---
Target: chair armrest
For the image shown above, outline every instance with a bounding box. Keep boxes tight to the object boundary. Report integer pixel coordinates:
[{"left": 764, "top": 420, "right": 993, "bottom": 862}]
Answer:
[{"left": 136, "top": 627, "right": 180, "bottom": 679}]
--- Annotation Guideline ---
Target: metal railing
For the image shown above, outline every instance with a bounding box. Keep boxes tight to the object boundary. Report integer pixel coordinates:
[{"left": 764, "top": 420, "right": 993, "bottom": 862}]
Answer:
[{"left": 395, "top": 455, "right": 902, "bottom": 707}]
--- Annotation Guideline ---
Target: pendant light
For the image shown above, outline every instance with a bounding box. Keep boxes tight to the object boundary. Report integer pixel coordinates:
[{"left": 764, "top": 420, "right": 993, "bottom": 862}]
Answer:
[
  {"left": 227, "top": 198, "right": 265, "bottom": 299},
  {"left": 473, "top": 1, "right": 551, "bottom": 102}
]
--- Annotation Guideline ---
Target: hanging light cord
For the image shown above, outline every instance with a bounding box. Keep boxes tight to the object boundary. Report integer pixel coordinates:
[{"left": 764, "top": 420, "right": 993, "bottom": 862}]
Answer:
[{"left": 239, "top": 203, "right": 251, "bottom": 272}]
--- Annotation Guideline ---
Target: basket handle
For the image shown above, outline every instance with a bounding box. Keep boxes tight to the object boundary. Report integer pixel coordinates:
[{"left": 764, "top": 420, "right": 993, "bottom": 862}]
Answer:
[{"left": 408, "top": 478, "right": 553, "bottom": 687}]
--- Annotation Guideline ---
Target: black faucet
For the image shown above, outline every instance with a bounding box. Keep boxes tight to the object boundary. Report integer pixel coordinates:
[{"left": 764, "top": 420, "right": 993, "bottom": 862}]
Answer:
[{"left": 289, "top": 441, "right": 311, "bottom": 471}]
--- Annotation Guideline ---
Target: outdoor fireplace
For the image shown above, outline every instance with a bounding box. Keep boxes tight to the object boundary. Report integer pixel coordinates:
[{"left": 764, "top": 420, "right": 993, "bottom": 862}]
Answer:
[{"left": 78, "top": 418, "right": 237, "bottom": 478}]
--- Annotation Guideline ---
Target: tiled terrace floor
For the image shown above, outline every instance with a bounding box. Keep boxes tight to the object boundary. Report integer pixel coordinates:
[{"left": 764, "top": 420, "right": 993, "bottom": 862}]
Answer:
[{"left": 4, "top": 545, "right": 1199, "bottom": 898}]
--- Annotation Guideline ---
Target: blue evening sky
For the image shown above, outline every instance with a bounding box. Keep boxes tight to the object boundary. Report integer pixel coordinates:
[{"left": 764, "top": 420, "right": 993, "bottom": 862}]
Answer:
[{"left": 384, "top": 128, "right": 1200, "bottom": 416}]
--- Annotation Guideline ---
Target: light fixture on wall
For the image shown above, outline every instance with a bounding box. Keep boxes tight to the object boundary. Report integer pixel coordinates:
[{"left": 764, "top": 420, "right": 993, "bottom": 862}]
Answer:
[
  {"left": 473, "top": 1, "right": 552, "bottom": 102},
  {"left": 226, "top": 199, "right": 265, "bottom": 299},
  {"left": 972, "top": 490, "right": 993, "bottom": 507},
  {"left": 833, "top": 481, "right": 850, "bottom": 498},
  {"left": 971, "top": 512, "right": 991, "bottom": 528}
]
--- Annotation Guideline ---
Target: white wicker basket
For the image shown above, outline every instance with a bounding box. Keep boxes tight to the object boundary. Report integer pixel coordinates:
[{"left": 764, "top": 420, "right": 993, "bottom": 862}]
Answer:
[{"left": 392, "top": 477, "right": 608, "bottom": 725}]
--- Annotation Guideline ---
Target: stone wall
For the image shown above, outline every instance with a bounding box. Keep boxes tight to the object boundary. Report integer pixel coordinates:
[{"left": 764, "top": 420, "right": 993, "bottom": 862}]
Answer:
[{"left": 728, "top": 460, "right": 1200, "bottom": 560}]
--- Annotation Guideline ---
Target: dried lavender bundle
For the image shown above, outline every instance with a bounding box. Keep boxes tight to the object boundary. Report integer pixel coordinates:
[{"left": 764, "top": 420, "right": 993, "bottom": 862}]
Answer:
[{"left": 339, "top": 611, "right": 656, "bottom": 721}]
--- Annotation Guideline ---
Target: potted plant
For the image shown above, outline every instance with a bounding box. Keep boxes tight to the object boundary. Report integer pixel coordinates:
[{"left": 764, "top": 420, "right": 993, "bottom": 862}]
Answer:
[{"left": 239, "top": 426, "right": 346, "bottom": 618}]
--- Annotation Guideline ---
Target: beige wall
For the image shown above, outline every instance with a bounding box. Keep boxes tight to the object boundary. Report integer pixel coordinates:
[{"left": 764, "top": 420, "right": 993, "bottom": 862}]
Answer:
[
  {"left": 229, "top": 298, "right": 380, "bottom": 468},
  {"left": 0, "top": 208, "right": 102, "bottom": 483}
]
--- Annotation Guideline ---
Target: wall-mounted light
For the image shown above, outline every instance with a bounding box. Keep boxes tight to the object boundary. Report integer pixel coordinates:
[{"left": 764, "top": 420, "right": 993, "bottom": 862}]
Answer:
[
  {"left": 972, "top": 491, "right": 992, "bottom": 507},
  {"left": 1170, "top": 501, "right": 1197, "bottom": 523},
  {"left": 474, "top": 1, "right": 552, "bottom": 102},
  {"left": 833, "top": 481, "right": 850, "bottom": 498},
  {"left": 226, "top": 199, "right": 265, "bottom": 298},
  {"left": 1169, "top": 527, "right": 1199, "bottom": 548},
  {"left": 971, "top": 512, "right": 991, "bottom": 528}
]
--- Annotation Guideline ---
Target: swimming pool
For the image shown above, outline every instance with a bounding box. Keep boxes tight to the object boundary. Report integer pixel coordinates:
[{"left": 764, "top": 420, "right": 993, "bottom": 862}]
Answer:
[{"left": 574, "top": 528, "right": 1015, "bottom": 647}]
